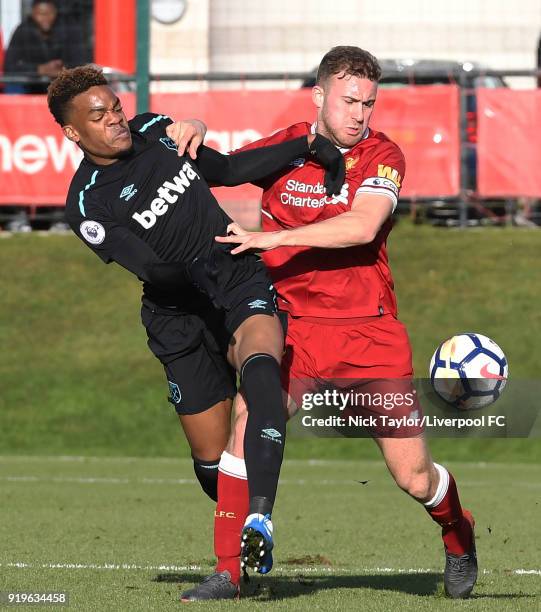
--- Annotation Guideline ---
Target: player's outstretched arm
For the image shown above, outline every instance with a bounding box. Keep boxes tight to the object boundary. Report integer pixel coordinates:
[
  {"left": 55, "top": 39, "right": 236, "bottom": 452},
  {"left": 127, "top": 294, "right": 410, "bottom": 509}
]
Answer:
[
  {"left": 195, "top": 134, "right": 345, "bottom": 196},
  {"left": 215, "top": 194, "right": 394, "bottom": 254}
]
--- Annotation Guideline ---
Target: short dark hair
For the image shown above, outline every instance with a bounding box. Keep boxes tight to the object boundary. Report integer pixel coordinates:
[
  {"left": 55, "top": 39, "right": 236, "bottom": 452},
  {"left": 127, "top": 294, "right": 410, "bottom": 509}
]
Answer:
[
  {"left": 316, "top": 46, "right": 381, "bottom": 85},
  {"left": 47, "top": 65, "right": 108, "bottom": 125},
  {"left": 32, "top": 0, "right": 57, "bottom": 7}
]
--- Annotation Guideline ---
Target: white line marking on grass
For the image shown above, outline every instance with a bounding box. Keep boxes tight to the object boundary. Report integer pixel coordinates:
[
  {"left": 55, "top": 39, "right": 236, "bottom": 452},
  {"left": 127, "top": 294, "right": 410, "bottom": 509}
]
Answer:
[
  {"left": 0, "top": 455, "right": 187, "bottom": 465},
  {"left": 1, "top": 455, "right": 540, "bottom": 470},
  {"left": 1, "top": 561, "right": 539, "bottom": 576},
  {"left": 0, "top": 476, "right": 355, "bottom": 486},
  {"left": 2, "top": 475, "right": 540, "bottom": 489},
  {"left": 1, "top": 476, "right": 196, "bottom": 485},
  {"left": 1, "top": 562, "right": 202, "bottom": 572}
]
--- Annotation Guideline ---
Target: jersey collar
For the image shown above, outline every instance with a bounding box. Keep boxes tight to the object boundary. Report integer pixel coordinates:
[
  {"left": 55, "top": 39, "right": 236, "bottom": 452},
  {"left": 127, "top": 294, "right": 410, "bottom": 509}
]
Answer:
[{"left": 310, "top": 122, "right": 370, "bottom": 153}]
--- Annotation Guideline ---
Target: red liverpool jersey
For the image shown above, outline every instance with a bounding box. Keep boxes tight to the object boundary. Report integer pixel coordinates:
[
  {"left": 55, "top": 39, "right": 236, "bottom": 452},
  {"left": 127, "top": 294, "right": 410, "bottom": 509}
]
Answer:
[{"left": 236, "top": 122, "right": 406, "bottom": 318}]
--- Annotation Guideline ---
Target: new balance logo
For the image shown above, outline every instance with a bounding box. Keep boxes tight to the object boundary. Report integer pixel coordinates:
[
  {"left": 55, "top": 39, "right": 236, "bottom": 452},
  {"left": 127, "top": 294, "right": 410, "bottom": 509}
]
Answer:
[
  {"left": 120, "top": 184, "right": 138, "bottom": 201},
  {"left": 248, "top": 299, "right": 268, "bottom": 309},
  {"left": 261, "top": 428, "right": 282, "bottom": 443}
]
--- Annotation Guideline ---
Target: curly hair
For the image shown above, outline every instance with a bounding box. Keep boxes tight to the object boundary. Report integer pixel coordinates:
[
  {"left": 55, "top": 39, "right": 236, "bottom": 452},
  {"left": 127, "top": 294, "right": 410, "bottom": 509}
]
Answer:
[
  {"left": 316, "top": 46, "right": 381, "bottom": 85},
  {"left": 47, "top": 65, "right": 108, "bottom": 125}
]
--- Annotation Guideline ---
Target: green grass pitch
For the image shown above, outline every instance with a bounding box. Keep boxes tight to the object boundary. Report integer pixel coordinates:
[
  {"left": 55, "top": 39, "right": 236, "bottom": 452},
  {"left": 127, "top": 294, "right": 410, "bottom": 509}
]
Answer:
[
  {"left": 1, "top": 223, "right": 540, "bottom": 608},
  {"left": 1, "top": 456, "right": 540, "bottom": 610},
  {"left": 0, "top": 224, "right": 540, "bottom": 461}
]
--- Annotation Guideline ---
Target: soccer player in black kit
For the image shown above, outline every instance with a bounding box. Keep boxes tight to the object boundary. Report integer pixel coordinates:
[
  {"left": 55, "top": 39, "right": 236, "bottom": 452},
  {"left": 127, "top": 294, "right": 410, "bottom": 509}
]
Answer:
[{"left": 47, "top": 65, "right": 344, "bottom": 601}]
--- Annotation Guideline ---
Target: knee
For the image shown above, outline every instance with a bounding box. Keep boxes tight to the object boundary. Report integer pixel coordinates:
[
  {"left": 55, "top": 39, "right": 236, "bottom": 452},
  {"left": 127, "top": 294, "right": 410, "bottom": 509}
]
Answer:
[
  {"left": 393, "top": 467, "right": 434, "bottom": 502},
  {"left": 231, "top": 401, "right": 248, "bottom": 446},
  {"left": 233, "top": 395, "right": 249, "bottom": 421},
  {"left": 232, "top": 394, "right": 249, "bottom": 434},
  {"left": 189, "top": 441, "right": 227, "bottom": 462},
  {"left": 233, "top": 317, "right": 283, "bottom": 367}
]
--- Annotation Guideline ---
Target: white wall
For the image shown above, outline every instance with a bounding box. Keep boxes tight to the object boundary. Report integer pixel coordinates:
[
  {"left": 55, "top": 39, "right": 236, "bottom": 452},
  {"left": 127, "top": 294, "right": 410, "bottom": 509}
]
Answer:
[
  {"left": 208, "top": 0, "right": 541, "bottom": 71},
  {"left": 1, "top": 0, "right": 22, "bottom": 48},
  {"left": 148, "top": 0, "right": 541, "bottom": 87},
  {"left": 150, "top": 0, "right": 210, "bottom": 91}
]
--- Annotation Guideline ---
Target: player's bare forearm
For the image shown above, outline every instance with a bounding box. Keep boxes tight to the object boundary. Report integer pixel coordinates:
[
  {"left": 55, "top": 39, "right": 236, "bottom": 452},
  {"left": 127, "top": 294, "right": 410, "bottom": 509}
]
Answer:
[
  {"left": 275, "top": 210, "right": 378, "bottom": 248},
  {"left": 216, "top": 214, "right": 372, "bottom": 254},
  {"left": 277, "top": 193, "right": 395, "bottom": 249},
  {"left": 216, "top": 201, "right": 390, "bottom": 254}
]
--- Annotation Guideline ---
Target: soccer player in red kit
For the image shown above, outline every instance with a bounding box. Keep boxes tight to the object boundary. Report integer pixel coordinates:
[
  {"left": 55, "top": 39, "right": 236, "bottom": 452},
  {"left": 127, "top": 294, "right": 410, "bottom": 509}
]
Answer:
[{"left": 217, "top": 46, "right": 477, "bottom": 599}]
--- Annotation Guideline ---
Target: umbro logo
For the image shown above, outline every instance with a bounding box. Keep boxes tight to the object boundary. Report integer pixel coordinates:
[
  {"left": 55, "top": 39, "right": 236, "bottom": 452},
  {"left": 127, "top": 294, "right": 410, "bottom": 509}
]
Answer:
[
  {"left": 120, "top": 184, "right": 138, "bottom": 201},
  {"left": 261, "top": 428, "right": 282, "bottom": 442},
  {"left": 248, "top": 299, "right": 267, "bottom": 309}
]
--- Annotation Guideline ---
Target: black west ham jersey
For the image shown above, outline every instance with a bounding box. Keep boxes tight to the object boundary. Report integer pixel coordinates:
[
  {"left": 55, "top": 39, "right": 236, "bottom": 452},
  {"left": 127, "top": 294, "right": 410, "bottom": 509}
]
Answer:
[{"left": 65, "top": 113, "right": 311, "bottom": 305}]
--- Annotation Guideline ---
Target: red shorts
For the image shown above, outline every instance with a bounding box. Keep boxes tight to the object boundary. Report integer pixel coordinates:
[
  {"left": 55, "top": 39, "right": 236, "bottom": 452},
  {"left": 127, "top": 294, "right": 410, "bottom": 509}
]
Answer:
[{"left": 281, "top": 314, "right": 423, "bottom": 437}]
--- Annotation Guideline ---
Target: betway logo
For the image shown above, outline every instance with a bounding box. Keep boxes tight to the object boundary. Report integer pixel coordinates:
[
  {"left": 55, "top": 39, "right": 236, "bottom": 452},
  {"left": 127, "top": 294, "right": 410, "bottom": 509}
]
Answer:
[
  {"left": 0, "top": 135, "right": 82, "bottom": 174},
  {"left": 132, "top": 161, "right": 200, "bottom": 229}
]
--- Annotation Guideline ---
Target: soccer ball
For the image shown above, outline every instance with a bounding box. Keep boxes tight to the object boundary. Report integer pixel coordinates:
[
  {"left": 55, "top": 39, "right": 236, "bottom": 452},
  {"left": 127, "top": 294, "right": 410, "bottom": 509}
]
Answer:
[{"left": 429, "top": 333, "right": 508, "bottom": 410}]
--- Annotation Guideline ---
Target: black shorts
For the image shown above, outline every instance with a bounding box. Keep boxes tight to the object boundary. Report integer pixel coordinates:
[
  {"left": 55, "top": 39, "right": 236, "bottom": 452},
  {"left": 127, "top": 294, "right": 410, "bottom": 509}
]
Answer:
[{"left": 141, "top": 255, "right": 277, "bottom": 415}]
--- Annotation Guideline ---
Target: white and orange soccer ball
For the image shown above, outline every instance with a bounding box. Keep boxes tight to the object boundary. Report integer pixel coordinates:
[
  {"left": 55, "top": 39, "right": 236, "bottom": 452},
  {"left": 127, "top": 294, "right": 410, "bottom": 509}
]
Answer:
[{"left": 429, "top": 333, "right": 508, "bottom": 410}]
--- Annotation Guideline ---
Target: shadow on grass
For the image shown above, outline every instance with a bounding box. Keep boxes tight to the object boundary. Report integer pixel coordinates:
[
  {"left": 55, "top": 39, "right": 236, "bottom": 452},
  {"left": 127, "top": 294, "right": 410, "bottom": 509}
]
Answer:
[
  {"left": 154, "top": 571, "right": 439, "bottom": 598},
  {"left": 153, "top": 571, "right": 538, "bottom": 601}
]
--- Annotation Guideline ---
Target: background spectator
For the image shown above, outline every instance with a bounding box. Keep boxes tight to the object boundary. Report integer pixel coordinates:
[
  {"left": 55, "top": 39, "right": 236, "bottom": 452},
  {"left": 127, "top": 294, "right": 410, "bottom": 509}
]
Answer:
[{"left": 4, "top": 0, "right": 83, "bottom": 94}]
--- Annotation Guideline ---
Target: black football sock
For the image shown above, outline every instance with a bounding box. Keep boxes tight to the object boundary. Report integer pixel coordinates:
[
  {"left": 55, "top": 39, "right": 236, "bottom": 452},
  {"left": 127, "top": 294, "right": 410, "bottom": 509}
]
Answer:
[
  {"left": 240, "top": 353, "right": 286, "bottom": 516},
  {"left": 192, "top": 455, "right": 220, "bottom": 501}
]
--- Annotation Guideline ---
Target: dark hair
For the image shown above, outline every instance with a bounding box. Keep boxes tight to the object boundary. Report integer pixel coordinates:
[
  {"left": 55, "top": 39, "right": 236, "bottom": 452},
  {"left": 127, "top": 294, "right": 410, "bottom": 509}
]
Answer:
[
  {"left": 32, "top": 0, "right": 57, "bottom": 7},
  {"left": 316, "top": 46, "right": 381, "bottom": 85},
  {"left": 47, "top": 64, "right": 108, "bottom": 125}
]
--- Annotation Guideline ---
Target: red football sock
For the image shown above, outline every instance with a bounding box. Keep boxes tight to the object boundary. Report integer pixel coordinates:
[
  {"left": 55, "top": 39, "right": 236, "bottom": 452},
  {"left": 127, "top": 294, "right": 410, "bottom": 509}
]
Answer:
[
  {"left": 425, "top": 464, "right": 473, "bottom": 555},
  {"left": 214, "top": 451, "right": 249, "bottom": 585}
]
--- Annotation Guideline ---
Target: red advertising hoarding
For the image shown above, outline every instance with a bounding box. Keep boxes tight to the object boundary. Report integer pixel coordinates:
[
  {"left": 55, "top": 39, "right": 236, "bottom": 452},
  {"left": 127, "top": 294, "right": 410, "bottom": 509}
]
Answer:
[
  {"left": 0, "top": 93, "right": 135, "bottom": 205},
  {"left": 152, "top": 85, "right": 460, "bottom": 202},
  {"left": 477, "top": 88, "right": 541, "bottom": 197},
  {"left": 0, "top": 87, "right": 460, "bottom": 209}
]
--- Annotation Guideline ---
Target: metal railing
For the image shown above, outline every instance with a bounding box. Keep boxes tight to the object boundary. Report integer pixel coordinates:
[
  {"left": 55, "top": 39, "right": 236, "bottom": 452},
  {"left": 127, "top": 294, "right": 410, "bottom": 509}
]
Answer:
[
  {"left": 1, "top": 68, "right": 539, "bottom": 228},
  {"left": 1, "top": 67, "right": 540, "bottom": 84}
]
